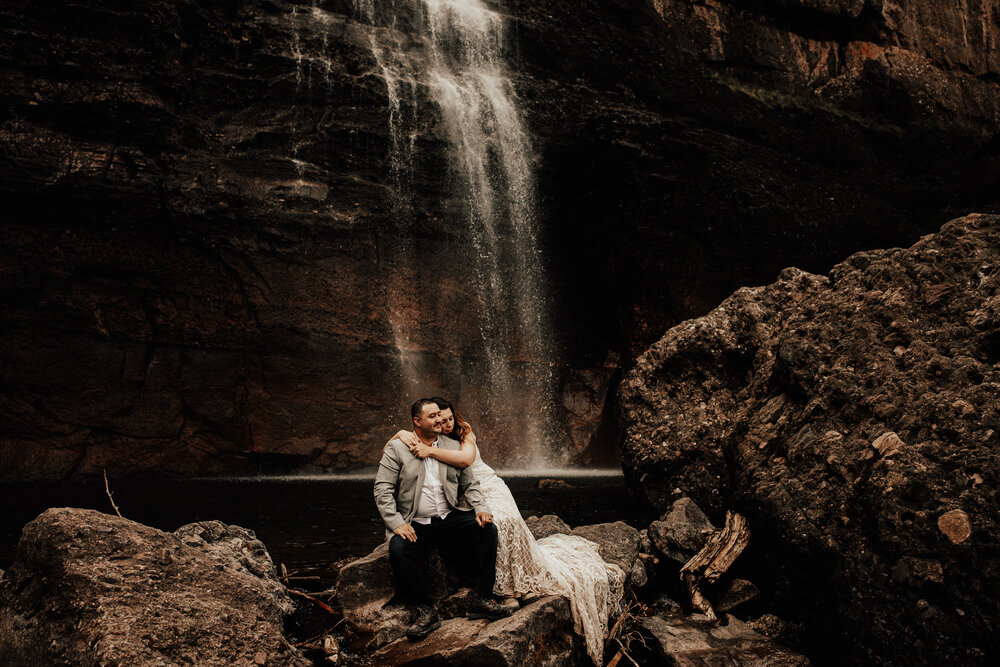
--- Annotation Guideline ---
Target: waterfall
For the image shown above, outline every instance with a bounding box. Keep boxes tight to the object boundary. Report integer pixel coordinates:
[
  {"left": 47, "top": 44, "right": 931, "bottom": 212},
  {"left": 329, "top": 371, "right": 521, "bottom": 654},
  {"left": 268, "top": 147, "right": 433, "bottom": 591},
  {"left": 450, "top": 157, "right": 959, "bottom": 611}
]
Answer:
[{"left": 350, "top": 0, "right": 562, "bottom": 466}]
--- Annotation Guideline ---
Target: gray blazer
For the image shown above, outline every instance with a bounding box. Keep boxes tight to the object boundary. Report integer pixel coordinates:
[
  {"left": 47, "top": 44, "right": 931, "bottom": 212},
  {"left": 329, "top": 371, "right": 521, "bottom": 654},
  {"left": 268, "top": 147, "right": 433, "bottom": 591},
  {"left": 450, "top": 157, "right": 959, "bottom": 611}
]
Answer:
[{"left": 374, "top": 434, "right": 491, "bottom": 538}]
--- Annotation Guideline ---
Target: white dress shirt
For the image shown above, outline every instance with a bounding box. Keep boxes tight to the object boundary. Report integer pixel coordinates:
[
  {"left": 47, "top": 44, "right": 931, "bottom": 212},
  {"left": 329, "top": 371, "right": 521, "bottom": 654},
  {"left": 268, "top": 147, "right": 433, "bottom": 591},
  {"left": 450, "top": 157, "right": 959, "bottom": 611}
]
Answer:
[{"left": 412, "top": 438, "right": 451, "bottom": 525}]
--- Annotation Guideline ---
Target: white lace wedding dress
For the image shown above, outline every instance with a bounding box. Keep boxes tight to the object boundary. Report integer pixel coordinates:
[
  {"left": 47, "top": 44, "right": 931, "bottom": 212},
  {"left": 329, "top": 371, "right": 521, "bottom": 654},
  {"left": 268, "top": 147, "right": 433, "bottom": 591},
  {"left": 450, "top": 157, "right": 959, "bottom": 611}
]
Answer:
[{"left": 469, "top": 446, "right": 625, "bottom": 665}]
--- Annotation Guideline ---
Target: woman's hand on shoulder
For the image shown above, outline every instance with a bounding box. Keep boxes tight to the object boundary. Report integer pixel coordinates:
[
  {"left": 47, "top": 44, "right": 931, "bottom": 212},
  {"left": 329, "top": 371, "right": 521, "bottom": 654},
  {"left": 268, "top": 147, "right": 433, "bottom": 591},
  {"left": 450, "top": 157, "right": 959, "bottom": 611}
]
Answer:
[{"left": 394, "top": 430, "right": 420, "bottom": 447}]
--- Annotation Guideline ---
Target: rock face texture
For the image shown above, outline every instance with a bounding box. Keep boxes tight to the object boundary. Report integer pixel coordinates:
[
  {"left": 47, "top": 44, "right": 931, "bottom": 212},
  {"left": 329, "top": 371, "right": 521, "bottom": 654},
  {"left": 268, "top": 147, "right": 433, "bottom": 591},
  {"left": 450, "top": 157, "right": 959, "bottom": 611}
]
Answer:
[
  {"left": 619, "top": 214, "right": 1000, "bottom": 664},
  {"left": 652, "top": 0, "right": 1000, "bottom": 129},
  {"left": 1, "top": 1, "right": 999, "bottom": 478},
  {"left": 0, "top": 507, "right": 308, "bottom": 666}
]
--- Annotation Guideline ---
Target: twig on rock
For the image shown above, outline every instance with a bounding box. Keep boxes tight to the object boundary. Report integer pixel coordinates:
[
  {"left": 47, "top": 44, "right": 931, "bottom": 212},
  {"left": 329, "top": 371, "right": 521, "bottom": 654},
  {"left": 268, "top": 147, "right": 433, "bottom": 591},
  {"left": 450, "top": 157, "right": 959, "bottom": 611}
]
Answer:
[
  {"left": 679, "top": 510, "right": 750, "bottom": 620},
  {"left": 277, "top": 567, "right": 321, "bottom": 582},
  {"left": 605, "top": 592, "right": 649, "bottom": 666},
  {"left": 309, "top": 587, "right": 338, "bottom": 599},
  {"left": 103, "top": 469, "right": 122, "bottom": 518},
  {"left": 611, "top": 638, "right": 641, "bottom": 667},
  {"left": 294, "top": 620, "right": 345, "bottom": 648}
]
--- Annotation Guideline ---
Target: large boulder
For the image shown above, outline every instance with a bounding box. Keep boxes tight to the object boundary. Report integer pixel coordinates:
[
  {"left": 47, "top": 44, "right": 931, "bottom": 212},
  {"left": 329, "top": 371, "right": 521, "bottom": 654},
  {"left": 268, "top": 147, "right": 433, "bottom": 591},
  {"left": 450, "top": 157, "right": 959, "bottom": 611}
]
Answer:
[
  {"left": 568, "top": 522, "right": 640, "bottom": 575},
  {"left": 0, "top": 507, "right": 308, "bottom": 666},
  {"left": 620, "top": 214, "right": 1000, "bottom": 664},
  {"left": 648, "top": 497, "right": 718, "bottom": 564},
  {"left": 337, "top": 520, "right": 635, "bottom": 662},
  {"left": 335, "top": 540, "right": 458, "bottom": 652},
  {"left": 525, "top": 515, "right": 572, "bottom": 540},
  {"left": 371, "top": 596, "right": 583, "bottom": 667},
  {"left": 641, "top": 613, "right": 810, "bottom": 666}
]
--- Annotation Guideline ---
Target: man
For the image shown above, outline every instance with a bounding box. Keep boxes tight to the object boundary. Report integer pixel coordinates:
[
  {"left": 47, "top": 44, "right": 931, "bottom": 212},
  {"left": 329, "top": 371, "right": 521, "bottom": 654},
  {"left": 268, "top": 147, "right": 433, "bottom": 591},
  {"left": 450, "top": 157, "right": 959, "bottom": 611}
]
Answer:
[{"left": 374, "top": 398, "right": 514, "bottom": 640}]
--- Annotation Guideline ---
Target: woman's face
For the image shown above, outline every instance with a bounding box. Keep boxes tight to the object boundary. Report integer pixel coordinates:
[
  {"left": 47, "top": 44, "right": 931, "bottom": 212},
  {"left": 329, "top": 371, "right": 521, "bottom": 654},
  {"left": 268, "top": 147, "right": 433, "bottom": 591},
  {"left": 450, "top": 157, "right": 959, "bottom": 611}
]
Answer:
[{"left": 438, "top": 408, "right": 455, "bottom": 435}]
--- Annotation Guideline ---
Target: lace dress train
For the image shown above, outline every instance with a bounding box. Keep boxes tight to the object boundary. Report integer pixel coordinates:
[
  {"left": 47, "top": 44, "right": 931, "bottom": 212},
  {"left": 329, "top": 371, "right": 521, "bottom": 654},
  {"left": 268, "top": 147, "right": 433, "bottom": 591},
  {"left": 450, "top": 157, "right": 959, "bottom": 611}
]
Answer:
[{"left": 470, "top": 449, "right": 624, "bottom": 664}]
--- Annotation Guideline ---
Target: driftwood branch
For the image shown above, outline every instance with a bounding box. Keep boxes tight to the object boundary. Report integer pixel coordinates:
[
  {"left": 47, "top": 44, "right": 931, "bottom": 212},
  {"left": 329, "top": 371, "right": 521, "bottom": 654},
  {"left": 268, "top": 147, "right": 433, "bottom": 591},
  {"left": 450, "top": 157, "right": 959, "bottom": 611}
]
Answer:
[
  {"left": 679, "top": 510, "right": 750, "bottom": 620},
  {"left": 103, "top": 469, "right": 122, "bottom": 518},
  {"left": 277, "top": 566, "right": 321, "bottom": 583},
  {"left": 286, "top": 587, "right": 339, "bottom": 615}
]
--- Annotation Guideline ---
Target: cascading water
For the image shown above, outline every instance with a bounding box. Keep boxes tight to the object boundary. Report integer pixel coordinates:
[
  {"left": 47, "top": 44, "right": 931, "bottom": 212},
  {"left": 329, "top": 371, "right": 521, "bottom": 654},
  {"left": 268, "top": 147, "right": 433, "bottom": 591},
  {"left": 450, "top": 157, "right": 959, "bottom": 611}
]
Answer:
[{"left": 347, "top": 0, "right": 562, "bottom": 466}]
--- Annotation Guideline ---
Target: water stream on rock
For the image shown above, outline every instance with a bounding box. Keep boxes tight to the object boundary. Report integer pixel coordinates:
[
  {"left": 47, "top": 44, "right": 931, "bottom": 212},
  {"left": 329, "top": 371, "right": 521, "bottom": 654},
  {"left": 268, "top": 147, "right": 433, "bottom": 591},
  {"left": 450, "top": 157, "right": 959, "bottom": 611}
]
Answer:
[{"left": 350, "top": 0, "right": 561, "bottom": 466}]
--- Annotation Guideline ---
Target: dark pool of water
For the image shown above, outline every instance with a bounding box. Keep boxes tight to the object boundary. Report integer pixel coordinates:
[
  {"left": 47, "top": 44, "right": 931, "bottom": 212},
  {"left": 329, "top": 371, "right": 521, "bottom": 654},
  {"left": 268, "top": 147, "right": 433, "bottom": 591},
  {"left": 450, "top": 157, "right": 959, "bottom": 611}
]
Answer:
[{"left": 1, "top": 473, "right": 654, "bottom": 584}]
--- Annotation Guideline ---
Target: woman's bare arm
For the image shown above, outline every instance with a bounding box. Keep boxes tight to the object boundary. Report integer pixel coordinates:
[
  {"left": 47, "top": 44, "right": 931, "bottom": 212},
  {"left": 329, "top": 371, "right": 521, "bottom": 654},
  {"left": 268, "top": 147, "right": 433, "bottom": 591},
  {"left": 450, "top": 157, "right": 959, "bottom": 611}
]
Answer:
[
  {"left": 413, "top": 431, "right": 477, "bottom": 468},
  {"left": 383, "top": 429, "right": 420, "bottom": 454}
]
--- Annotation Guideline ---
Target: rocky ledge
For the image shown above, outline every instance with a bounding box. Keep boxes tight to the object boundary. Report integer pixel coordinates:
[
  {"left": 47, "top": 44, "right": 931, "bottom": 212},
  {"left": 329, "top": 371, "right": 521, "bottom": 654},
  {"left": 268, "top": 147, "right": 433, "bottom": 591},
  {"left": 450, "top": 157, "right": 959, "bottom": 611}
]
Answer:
[
  {"left": 0, "top": 505, "right": 812, "bottom": 666},
  {"left": 334, "top": 512, "right": 808, "bottom": 665},
  {"left": 619, "top": 213, "right": 1000, "bottom": 664}
]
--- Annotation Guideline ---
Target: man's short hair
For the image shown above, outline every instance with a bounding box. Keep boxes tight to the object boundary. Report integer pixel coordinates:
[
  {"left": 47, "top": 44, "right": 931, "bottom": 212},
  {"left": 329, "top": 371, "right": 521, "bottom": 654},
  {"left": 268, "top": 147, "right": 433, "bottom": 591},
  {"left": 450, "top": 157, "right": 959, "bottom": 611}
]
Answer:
[{"left": 411, "top": 398, "right": 438, "bottom": 420}]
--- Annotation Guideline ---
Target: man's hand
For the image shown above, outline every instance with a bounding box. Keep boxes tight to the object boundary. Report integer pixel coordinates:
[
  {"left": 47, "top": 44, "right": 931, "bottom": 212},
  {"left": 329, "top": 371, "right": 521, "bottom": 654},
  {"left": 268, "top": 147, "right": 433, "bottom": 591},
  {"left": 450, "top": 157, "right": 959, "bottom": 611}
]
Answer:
[
  {"left": 476, "top": 512, "right": 493, "bottom": 527},
  {"left": 393, "top": 523, "right": 417, "bottom": 542},
  {"left": 409, "top": 442, "right": 433, "bottom": 459}
]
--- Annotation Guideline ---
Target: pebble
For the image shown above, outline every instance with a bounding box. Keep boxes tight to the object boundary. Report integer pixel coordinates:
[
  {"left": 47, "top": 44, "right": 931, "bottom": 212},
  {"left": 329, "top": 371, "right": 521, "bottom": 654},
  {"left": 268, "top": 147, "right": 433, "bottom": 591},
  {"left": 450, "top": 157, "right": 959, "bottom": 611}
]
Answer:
[{"left": 937, "top": 509, "right": 972, "bottom": 544}]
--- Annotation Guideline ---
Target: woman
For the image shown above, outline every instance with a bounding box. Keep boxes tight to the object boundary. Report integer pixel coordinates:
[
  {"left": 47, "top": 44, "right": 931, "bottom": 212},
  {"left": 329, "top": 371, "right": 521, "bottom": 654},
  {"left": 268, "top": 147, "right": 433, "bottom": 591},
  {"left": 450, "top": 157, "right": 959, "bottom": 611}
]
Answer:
[{"left": 387, "top": 397, "right": 623, "bottom": 665}]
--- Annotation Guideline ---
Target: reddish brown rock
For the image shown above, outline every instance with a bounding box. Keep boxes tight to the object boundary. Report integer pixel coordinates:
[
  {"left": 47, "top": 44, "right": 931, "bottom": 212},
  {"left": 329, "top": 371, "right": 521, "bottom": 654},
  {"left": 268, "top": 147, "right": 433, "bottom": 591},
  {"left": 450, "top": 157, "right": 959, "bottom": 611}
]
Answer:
[
  {"left": 651, "top": 0, "right": 1000, "bottom": 129},
  {"left": 620, "top": 215, "right": 1000, "bottom": 664},
  {"left": 641, "top": 613, "right": 810, "bottom": 666},
  {"left": 937, "top": 509, "right": 972, "bottom": 544},
  {"left": 0, "top": 508, "right": 308, "bottom": 666},
  {"left": 371, "top": 596, "right": 582, "bottom": 667}
]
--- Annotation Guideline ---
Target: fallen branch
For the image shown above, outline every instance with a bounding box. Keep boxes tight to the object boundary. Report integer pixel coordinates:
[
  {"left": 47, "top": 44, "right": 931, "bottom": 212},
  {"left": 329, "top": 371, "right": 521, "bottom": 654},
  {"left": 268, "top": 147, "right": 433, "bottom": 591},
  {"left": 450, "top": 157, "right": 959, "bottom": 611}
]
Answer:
[
  {"left": 286, "top": 587, "right": 339, "bottom": 615},
  {"left": 278, "top": 568, "right": 322, "bottom": 583},
  {"left": 605, "top": 590, "right": 649, "bottom": 666},
  {"left": 679, "top": 510, "right": 750, "bottom": 620},
  {"left": 309, "top": 587, "right": 338, "bottom": 599},
  {"left": 611, "top": 637, "right": 641, "bottom": 667},
  {"left": 103, "top": 469, "right": 122, "bottom": 518}
]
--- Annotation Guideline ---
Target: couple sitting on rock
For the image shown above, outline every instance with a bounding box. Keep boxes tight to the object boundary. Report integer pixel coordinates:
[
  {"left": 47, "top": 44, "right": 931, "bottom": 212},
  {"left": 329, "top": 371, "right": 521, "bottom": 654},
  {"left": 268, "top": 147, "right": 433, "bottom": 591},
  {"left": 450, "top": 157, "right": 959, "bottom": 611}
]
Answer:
[{"left": 374, "top": 397, "right": 624, "bottom": 664}]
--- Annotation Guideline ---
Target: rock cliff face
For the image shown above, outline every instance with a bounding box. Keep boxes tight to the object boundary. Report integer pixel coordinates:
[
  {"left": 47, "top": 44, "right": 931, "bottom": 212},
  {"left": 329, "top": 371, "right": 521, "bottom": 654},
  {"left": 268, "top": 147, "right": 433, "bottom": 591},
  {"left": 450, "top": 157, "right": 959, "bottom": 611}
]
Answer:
[
  {"left": 2, "top": 0, "right": 999, "bottom": 478},
  {"left": 619, "top": 214, "right": 1000, "bottom": 664}
]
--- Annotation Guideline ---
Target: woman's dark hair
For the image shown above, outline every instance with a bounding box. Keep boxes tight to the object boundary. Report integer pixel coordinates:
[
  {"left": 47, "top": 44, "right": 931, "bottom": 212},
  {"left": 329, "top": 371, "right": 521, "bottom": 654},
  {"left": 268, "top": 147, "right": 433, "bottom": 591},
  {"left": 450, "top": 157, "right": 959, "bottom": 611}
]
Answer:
[{"left": 431, "top": 397, "right": 472, "bottom": 443}]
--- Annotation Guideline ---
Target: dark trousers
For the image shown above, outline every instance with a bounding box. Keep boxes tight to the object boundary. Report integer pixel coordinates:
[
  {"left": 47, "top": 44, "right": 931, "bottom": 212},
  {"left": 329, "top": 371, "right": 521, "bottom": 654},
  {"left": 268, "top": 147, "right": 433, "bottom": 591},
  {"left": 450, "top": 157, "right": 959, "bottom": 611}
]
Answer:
[{"left": 388, "top": 509, "right": 498, "bottom": 606}]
